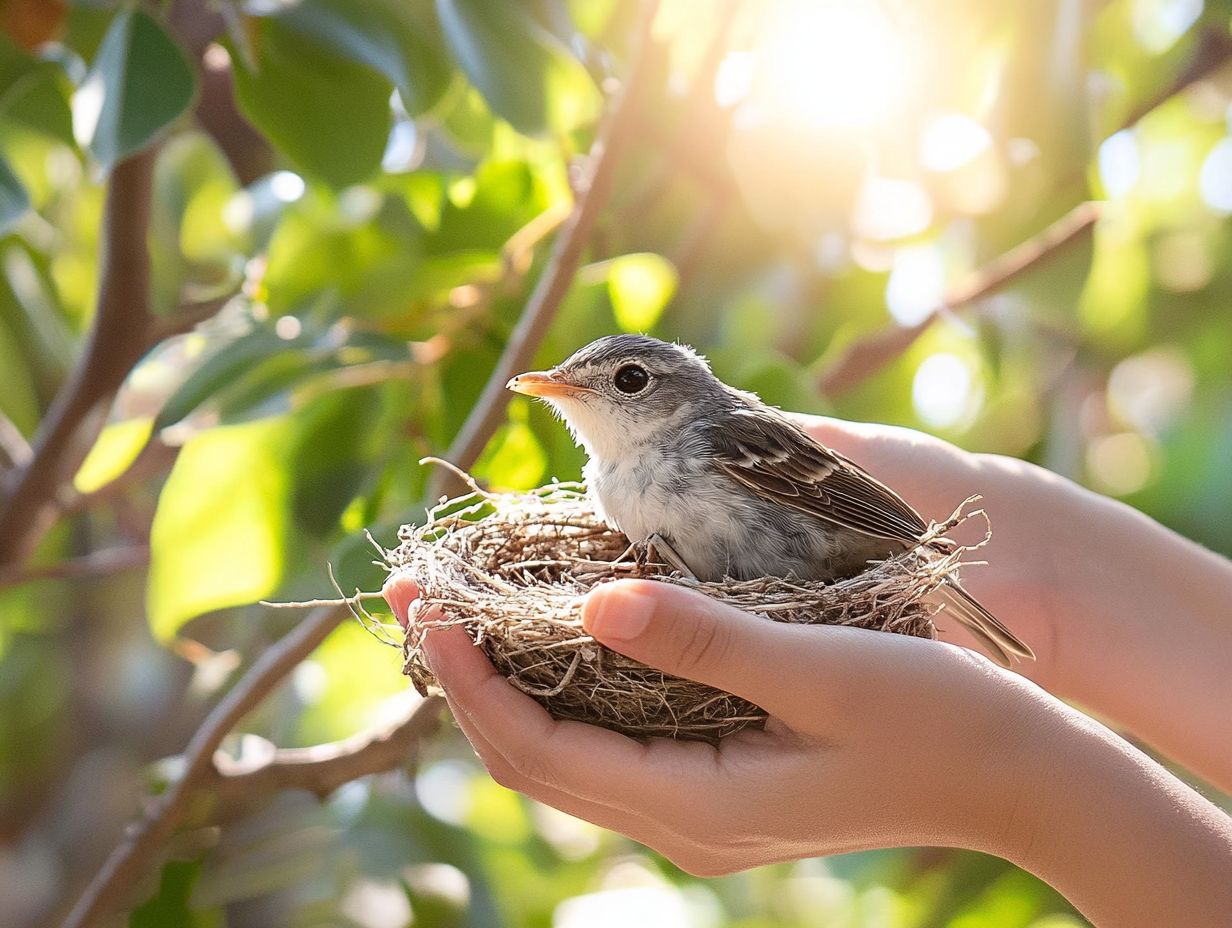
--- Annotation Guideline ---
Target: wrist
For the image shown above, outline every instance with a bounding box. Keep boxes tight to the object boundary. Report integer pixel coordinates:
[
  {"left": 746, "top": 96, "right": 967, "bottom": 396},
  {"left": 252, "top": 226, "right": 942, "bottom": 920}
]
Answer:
[{"left": 1003, "top": 697, "right": 1232, "bottom": 926}]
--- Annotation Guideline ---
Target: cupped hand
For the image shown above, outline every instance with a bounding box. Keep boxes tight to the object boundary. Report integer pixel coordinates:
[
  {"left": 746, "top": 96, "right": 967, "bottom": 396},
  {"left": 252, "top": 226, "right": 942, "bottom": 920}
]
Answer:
[{"left": 383, "top": 572, "right": 1053, "bottom": 876}]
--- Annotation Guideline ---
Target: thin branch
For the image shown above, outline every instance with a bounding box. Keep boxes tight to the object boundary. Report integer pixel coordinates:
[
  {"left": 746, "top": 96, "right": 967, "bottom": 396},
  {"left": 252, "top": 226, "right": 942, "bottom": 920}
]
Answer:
[
  {"left": 0, "top": 407, "right": 32, "bottom": 469},
  {"left": 818, "top": 27, "right": 1232, "bottom": 399},
  {"left": 63, "top": 605, "right": 349, "bottom": 928},
  {"left": 0, "top": 149, "right": 158, "bottom": 566},
  {"left": 151, "top": 291, "right": 237, "bottom": 345},
  {"left": 436, "top": 0, "right": 661, "bottom": 495},
  {"left": 0, "top": 544, "right": 149, "bottom": 592},
  {"left": 818, "top": 202, "right": 1102, "bottom": 396},
  {"left": 1114, "top": 27, "right": 1232, "bottom": 134},
  {"left": 205, "top": 694, "right": 443, "bottom": 826}
]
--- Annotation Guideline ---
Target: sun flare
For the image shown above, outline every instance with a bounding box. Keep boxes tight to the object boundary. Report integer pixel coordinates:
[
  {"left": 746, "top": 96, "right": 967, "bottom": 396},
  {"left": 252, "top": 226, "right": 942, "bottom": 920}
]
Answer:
[{"left": 753, "top": 0, "right": 911, "bottom": 129}]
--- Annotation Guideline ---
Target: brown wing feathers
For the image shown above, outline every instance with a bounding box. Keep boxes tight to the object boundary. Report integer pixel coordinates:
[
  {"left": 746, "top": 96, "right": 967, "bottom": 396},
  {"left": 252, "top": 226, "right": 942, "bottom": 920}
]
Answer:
[
  {"left": 711, "top": 411, "right": 928, "bottom": 543},
  {"left": 707, "top": 409, "right": 1035, "bottom": 664}
]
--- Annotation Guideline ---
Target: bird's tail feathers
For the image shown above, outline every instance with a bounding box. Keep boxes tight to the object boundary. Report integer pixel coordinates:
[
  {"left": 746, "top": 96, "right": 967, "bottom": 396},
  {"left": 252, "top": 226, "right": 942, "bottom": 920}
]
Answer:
[{"left": 932, "top": 581, "right": 1035, "bottom": 668}]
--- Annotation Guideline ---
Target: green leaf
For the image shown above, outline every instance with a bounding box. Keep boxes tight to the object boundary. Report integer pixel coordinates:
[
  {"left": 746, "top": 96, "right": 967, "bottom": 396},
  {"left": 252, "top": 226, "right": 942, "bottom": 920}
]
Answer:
[
  {"left": 262, "top": 190, "right": 426, "bottom": 318},
  {"left": 293, "top": 621, "right": 408, "bottom": 744},
  {"left": 271, "top": 0, "right": 453, "bottom": 117},
  {"left": 73, "top": 417, "right": 153, "bottom": 495},
  {"left": 607, "top": 253, "right": 678, "bottom": 333},
  {"left": 474, "top": 418, "right": 547, "bottom": 490},
  {"left": 154, "top": 131, "right": 246, "bottom": 266},
  {"left": 0, "top": 34, "right": 39, "bottom": 106},
  {"left": 213, "top": 350, "right": 340, "bottom": 423},
  {"left": 147, "top": 418, "right": 289, "bottom": 641},
  {"left": 72, "top": 11, "right": 197, "bottom": 170},
  {"left": 435, "top": 0, "right": 598, "bottom": 135},
  {"left": 0, "top": 154, "right": 29, "bottom": 233},
  {"left": 148, "top": 386, "right": 382, "bottom": 641},
  {"left": 2, "top": 65, "right": 74, "bottom": 144},
  {"left": 0, "top": 34, "right": 74, "bottom": 145},
  {"left": 154, "top": 329, "right": 303, "bottom": 431},
  {"left": 131, "top": 859, "right": 222, "bottom": 928},
  {"left": 230, "top": 18, "right": 392, "bottom": 187}
]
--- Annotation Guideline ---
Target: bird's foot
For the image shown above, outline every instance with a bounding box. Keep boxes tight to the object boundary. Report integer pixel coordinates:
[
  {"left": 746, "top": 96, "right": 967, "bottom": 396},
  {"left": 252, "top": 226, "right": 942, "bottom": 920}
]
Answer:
[{"left": 644, "top": 532, "right": 698, "bottom": 580}]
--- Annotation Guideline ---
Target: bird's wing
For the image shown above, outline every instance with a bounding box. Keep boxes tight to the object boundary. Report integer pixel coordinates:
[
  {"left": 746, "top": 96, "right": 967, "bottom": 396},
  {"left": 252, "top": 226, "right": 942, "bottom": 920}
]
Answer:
[{"left": 705, "top": 408, "right": 929, "bottom": 543}]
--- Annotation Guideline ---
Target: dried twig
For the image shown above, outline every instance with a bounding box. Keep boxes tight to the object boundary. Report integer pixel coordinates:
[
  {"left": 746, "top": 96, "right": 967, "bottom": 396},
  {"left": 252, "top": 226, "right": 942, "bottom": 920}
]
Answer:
[
  {"left": 436, "top": 0, "right": 661, "bottom": 496},
  {"left": 818, "top": 202, "right": 1101, "bottom": 395}
]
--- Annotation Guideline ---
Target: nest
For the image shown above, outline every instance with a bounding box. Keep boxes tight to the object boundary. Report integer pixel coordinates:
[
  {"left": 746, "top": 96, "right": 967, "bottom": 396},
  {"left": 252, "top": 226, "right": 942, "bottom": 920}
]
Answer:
[{"left": 371, "top": 477, "right": 983, "bottom": 744}]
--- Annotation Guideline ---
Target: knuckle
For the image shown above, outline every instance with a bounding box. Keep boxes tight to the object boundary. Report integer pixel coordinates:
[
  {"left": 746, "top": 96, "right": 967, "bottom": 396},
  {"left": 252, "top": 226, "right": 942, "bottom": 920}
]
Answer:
[{"left": 674, "top": 617, "right": 733, "bottom": 677}]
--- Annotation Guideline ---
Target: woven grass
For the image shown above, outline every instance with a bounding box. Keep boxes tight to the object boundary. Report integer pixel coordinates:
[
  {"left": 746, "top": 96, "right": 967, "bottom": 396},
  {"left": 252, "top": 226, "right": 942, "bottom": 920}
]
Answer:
[{"left": 369, "top": 479, "right": 982, "bottom": 744}]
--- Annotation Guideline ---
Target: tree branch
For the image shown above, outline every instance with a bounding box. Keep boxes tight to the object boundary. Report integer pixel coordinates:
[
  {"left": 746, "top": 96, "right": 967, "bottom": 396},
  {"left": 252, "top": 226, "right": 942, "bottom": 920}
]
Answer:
[
  {"left": 0, "top": 407, "right": 32, "bottom": 470},
  {"left": 817, "top": 202, "right": 1102, "bottom": 396},
  {"left": 818, "top": 27, "right": 1232, "bottom": 399},
  {"left": 63, "top": 605, "right": 350, "bottom": 928},
  {"left": 0, "top": 544, "right": 149, "bottom": 593},
  {"left": 204, "top": 694, "right": 443, "bottom": 826},
  {"left": 0, "top": 149, "right": 158, "bottom": 566},
  {"left": 151, "top": 291, "right": 238, "bottom": 345},
  {"left": 436, "top": 0, "right": 661, "bottom": 495},
  {"left": 1114, "top": 27, "right": 1232, "bottom": 134}
]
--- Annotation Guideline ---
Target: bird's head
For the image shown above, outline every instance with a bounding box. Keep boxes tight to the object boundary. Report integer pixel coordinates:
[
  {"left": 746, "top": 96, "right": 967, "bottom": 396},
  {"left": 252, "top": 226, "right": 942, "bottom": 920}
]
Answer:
[{"left": 506, "top": 335, "right": 724, "bottom": 460}]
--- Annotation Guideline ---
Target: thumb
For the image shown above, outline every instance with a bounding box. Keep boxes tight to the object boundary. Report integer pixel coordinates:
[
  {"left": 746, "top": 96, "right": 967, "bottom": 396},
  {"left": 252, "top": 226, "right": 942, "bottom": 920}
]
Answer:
[{"left": 580, "top": 579, "right": 810, "bottom": 719}]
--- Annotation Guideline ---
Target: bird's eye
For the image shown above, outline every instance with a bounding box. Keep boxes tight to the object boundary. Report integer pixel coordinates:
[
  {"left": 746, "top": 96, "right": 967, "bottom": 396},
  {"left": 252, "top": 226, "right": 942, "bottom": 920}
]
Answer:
[{"left": 613, "top": 364, "right": 649, "bottom": 394}]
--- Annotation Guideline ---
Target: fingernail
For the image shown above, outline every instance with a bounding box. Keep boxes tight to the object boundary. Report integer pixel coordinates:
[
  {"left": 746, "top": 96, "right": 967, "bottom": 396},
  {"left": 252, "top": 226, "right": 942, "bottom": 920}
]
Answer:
[{"left": 582, "top": 586, "right": 655, "bottom": 641}]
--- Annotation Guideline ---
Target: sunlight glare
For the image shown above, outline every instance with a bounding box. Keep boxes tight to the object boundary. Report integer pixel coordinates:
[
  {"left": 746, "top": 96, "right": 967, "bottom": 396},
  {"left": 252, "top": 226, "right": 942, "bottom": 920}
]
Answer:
[
  {"left": 756, "top": 0, "right": 909, "bottom": 129},
  {"left": 715, "top": 51, "right": 755, "bottom": 108}
]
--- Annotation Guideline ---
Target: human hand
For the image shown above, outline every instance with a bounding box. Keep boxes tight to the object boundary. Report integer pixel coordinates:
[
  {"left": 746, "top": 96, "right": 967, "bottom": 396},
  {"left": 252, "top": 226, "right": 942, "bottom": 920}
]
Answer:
[
  {"left": 384, "top": 572, "right": 1047, "bottom": 873},
  {"left": 792, "top": 414, "right": 1232, "bottom": 792},
  {"left": 385, "top": 572, "right": 1232, "bottom": 926}
]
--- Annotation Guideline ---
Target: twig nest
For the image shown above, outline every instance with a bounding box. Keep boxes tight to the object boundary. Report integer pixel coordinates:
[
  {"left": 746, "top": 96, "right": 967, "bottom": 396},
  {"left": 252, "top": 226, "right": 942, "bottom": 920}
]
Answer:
[{"left": 386, "top": 482, "right": 967, "bottom": 743}]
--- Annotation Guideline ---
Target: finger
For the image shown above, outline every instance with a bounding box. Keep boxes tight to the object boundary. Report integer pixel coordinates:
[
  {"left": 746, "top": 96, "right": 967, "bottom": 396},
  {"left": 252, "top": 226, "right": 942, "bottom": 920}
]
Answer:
[
  {"left": 421, "top": 620, "right": 715, "bottom": 812},
  {"left": 439, "top": 689, "right": 677, "bottom": 852},
  {"left": 382, "top": 572, "right": 420, "bottom": 629},
  {"left": 580, "top": 579, "right": 822, "bottom": 721}
]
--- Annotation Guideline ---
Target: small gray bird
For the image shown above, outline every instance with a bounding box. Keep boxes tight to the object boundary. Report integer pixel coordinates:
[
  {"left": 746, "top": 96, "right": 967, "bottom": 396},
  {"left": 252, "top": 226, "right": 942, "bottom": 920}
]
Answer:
[{"left": 507, "top": 334, "right": 1033, "bottom": 666}]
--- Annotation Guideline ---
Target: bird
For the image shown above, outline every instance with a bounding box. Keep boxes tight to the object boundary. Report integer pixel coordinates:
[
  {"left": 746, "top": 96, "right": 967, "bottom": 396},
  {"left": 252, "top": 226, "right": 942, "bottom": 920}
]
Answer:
[{"left": 505, "top": 334, "right": 1033, "bottom": 666}]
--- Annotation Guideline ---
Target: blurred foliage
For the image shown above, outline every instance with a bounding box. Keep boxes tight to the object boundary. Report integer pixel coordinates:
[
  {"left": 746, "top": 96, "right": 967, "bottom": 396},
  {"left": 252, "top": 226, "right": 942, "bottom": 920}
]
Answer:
[{"left": 1, "top": 0, "right": 1231, "bottom": 925}]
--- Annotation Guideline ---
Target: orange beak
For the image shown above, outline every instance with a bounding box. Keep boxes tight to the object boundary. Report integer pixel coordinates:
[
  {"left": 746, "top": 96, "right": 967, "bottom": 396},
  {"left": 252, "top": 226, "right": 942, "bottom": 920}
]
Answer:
[{"left": 506, "top": 370, "right": 593, "bottom": 398}]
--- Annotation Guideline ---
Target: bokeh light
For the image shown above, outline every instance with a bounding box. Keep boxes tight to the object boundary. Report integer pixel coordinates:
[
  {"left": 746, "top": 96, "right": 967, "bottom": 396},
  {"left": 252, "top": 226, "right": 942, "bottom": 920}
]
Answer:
[
  {"left": 886, "top": 246, "right": 946, "bottom": 325},
  {"left": 1198, "top": 137, "right": 1232, "bottom": 213},
  {"left": 1098, "top": 129, "right": 1141, "bottom": 198},
  {"left": 912, "top": 352, "right": 981, "bottom": 429},
  {"left": 919, "top": 114, "right": 994, "bottom": 173}
]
